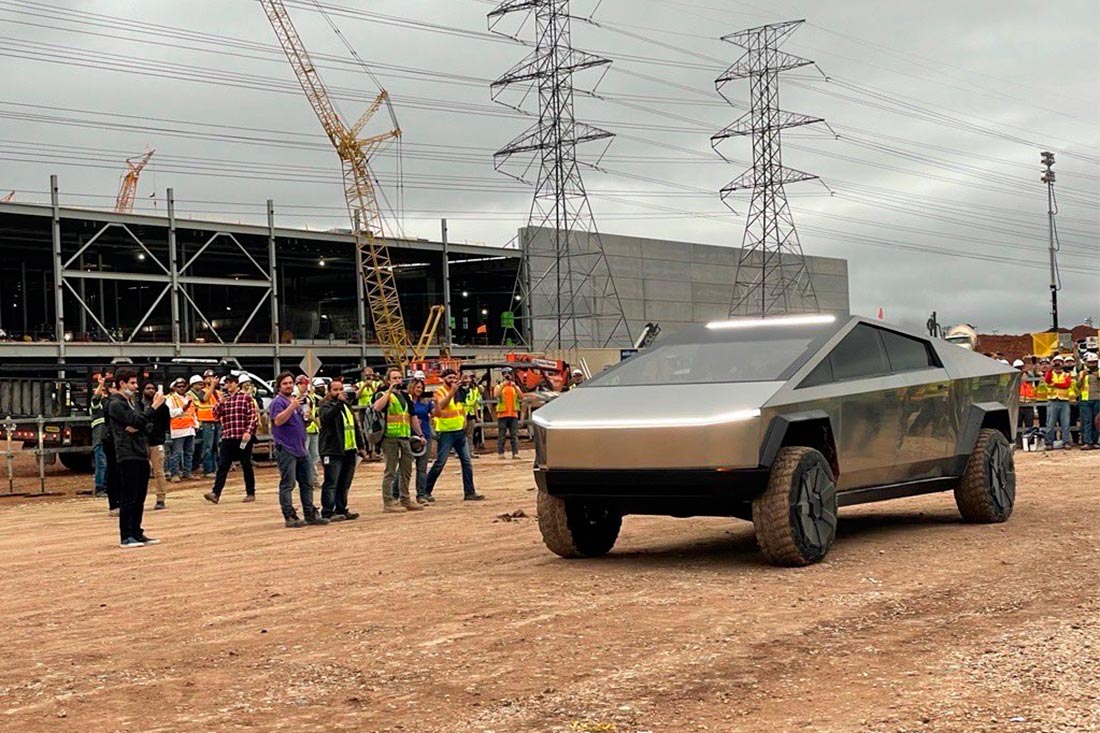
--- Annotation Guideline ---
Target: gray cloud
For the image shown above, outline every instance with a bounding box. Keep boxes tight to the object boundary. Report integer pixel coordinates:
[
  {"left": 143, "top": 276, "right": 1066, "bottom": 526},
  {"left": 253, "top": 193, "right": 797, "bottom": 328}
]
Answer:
[{"left": 1, "top": 0, "right": 1097, "bottom": 333}]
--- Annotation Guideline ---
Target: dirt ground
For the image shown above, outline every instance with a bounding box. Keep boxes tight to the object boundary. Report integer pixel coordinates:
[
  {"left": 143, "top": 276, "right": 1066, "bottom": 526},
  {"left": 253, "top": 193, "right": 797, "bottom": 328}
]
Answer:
[{"left": 0, "top": 448, "right": 1097, "bottom": 733}]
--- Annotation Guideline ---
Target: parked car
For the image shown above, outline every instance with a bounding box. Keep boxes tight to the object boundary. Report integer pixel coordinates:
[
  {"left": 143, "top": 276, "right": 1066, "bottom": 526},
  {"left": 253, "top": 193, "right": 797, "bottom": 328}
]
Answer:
[{"left": 531, "top": 314, "right": 1019, "bottom": 566}]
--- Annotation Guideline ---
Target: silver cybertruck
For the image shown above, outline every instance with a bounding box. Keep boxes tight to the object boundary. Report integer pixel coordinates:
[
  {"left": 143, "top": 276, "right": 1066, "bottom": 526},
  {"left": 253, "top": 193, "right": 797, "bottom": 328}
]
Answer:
[{"left": 532, "top": 314, "right": 1019, "bottom": 566}]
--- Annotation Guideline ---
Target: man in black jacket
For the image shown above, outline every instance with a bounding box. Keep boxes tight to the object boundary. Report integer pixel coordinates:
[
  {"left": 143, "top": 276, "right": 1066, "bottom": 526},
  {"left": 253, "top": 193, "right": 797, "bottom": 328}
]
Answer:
[
  {"left": 319, "top": 378, "right": 367, "bottom": 521},
  {"left": 107, "top": 368, "right": 166, "bottom": 548}
]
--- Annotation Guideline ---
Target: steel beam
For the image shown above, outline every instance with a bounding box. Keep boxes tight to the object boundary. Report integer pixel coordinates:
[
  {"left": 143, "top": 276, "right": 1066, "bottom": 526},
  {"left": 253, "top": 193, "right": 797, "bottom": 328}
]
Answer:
[
  {"left": 50, "top": 175, "right": 65, "bottom": 364},
  {"left": 267, "top": 200, "right": 282, "bottom": 374},
  {"left": 167, "top": 188, "right": 181, "bottom": 355}
]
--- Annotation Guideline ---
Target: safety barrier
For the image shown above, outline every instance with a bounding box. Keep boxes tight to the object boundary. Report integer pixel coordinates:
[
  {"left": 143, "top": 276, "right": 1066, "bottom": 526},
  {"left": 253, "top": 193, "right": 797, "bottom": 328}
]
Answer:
[{"left": 1, "top": 414, "right": 92, "bottom": 495}]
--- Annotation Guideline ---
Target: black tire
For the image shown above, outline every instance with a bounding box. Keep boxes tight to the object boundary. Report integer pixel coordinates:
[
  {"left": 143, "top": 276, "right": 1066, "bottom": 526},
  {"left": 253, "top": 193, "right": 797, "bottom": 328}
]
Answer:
[
  {"left": 753, "top": 446, "right": 838, "bottom": 567},
  {"left": 58, "top": 452, "right": 93, "bottom": 473},
  {"left": 954, "top": 428, "right": 1015, "bottom": 523},
  {"left": 537, "top": 489, "right": 622, "bottom": 559}
]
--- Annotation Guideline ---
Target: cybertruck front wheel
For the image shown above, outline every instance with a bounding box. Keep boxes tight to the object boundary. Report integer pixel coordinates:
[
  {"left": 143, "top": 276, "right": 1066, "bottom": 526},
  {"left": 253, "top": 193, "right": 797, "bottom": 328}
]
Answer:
[
  {"left": 753, "top": 446, "right": 838, "bottom": 566},
  {"left": 537, "top": 489, "right": 621, "bottom": 558},
  {"left": 954, "top": 428, "right": 1015, "bottom": 523}
]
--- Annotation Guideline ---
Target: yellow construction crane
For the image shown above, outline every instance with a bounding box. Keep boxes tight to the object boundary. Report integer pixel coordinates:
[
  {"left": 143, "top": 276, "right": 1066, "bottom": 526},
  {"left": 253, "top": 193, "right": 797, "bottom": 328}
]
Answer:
[
  {"left": 260, "top": 0, "right": 412, "bottom": 368},
  {"left": 114, "top": 148, "right": 154, "bottom": 214}
]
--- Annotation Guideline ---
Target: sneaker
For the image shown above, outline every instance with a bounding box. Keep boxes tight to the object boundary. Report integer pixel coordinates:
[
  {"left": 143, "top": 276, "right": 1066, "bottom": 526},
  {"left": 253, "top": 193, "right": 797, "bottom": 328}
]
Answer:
[
  {"left": 416, "top": 495, "right": 429, "bottom": 505},
  {"left": 135, "top": 535, "right": 160, "bottom": 545},
  {"left": 171, "top": 476, "right": 182, "bottom": 484},
  {"left": 343, "top": 511, "right": 360, "bottom": 521},
  {"left": 424, "top": 494, "right": 436, "bottom": 503},
  {"left": 203, "top": 492, "right": 220, "bottom": 505},
  {"left": 463, "top": 493, "right": 486, "bottom": 501},
  {"left": 119, "top": 537, "right": 144, "bottom": 548},
  {"left": 154, "top": 500, "right": 166, "bottom": 510},
  {"left": 285, "top": 517, "right": 306, "bottom": 528},
  {"left": 93, "top": 489, "right": 107, "bottom": 498},
  {"left": 243, "top": 494, "right": 256, "bottom": 503},
  {"left": 328, "top": 513, "right": 347, "bottom": 522},
  {"left": 401, "top": 499, "right": 425, "bottom": 511},
  {"left": 382, "top": 502, "right": 404, "bottom": 514},
  {"left": 511, "top": 454, "right": 521, "bottom": 460}
]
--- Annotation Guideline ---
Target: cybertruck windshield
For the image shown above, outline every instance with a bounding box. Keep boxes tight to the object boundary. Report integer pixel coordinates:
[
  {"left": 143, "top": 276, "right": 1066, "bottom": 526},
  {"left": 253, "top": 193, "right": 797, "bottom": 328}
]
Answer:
[{"left": 585, "top": 315, "right": 844, "bottom": 388}]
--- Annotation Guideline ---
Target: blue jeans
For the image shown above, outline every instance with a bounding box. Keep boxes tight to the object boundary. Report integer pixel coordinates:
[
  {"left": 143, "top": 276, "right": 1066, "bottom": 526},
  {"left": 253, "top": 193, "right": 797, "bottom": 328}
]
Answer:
[
  {"left": 196, "top": 422, "right": 219, "bottom": 475},
  {"left": 1081, "top": 399, "right": 1099, "bottom": 445},
  {"left": 275, "top": 445, "right": 316, "bottom": 519},
  {"left": 93, "top": 443, "right": 107, "bottom": 491},
  {"left": 167, "top": 434, "right": 195, "bottom": 478},
  {"left": 425, "top": 430, "right": 476, "bottom": 497},
  {"left": 1045, "top": 400, "right": 1071, "bottom": 445}
]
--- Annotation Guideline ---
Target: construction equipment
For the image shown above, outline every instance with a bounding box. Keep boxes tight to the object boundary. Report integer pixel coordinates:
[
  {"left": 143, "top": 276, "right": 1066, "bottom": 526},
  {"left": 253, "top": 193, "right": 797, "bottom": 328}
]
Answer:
[
  {"left": 260, "top": 1, "right": 410, "bottom": 368},
  {"left": 506, "top": 353, "right": 570, "bottom": 392},
  {"left": 413, "top": 305, "right": 446, "bottom": 362},
  {"left": 114, "top": 149, "right": 154, "bottom": 214}
]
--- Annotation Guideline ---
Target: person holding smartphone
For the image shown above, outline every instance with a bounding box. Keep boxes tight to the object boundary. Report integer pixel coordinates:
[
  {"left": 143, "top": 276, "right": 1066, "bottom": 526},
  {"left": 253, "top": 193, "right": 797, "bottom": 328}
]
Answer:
[
  {"left": 204, "top": 373, "right": 258, "bottom": 505},
  {"left": 106, "top": 368, "right": 166, "bottom": 548},
  {"left": 373, "top": 368, "right": 426, "bottom": 512}
]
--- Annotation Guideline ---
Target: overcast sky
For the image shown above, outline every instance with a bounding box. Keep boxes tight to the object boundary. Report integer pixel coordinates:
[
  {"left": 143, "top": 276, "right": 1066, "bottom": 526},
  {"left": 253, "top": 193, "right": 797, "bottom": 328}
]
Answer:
[{"left": 2, "top": 0, "right": 1098, "bottom": 334}]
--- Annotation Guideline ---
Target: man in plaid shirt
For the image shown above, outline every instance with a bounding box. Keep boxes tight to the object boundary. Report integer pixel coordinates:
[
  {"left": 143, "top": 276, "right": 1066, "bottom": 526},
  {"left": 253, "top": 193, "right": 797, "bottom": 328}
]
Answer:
[{"left": 204, "top": 373, "right": 258, "bottom": 504}]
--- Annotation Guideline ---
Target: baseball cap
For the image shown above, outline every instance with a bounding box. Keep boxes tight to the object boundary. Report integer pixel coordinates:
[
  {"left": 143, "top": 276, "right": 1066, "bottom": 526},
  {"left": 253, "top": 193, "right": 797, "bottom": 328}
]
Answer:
[{"left": 296, "top": 375, "right": 309, "bottom": 384}]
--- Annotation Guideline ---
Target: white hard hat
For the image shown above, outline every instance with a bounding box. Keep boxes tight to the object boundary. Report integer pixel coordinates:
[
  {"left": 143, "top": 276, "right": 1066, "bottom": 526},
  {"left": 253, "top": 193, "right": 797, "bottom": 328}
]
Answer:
[
  {"left": 1012, "top": 359, "right": 1025, "bottom": 368},
  {"left": 572, "top": 368, "right": 583, "bottom": 375},
  {"left": 413, "top": 370, "right": 426, "bottom": 380},
  {"left": 239, "top": 374, "right": 252, "bottom": 384},
  {"left": 189, "top": 374, "right": 204, "bottom": 385},
  {"left": 312, "top": 377, "right": 327, "bottom": 387},
  {"left": 1086, "top": 352, "right": 1099, "bottom": 363},
  {"left": 1052, "top": 355, "right": 1064, "bottom": 363}
]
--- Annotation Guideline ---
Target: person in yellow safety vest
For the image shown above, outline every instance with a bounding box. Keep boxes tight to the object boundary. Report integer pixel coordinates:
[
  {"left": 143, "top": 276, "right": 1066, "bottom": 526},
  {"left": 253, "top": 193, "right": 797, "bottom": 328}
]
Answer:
[
  {"left": 461, "top": 372, "right": 483, "bottom": 455},
  {"left": 191, "top": 369, "right": 221, "bottom": 478},
  {"left": 493, "top": 368, "right": 523, "bottom": 460},
  {"left": 1078, "top": 352, "right": 1099, "bottom": 449},
  {"left": 1043, "top": 355, "right": 1073, "bottom": 449},
  {"left": 318, "top": 378, "right": 368, "bottom": 520},
  {"left": 425, "top": 368, "right": 484, "bottom": 501},
  {"left": 356, "top": 366, "right": 383, "bottom": 457},
  {"left": 372, "top": 368, "right": 426, "bottom": 513},
  {"left": 294, "top": 375, "right": 323, "bottom": 488},
  {"left": 166, "top": 377, "right": 200, "bottom": 482}
]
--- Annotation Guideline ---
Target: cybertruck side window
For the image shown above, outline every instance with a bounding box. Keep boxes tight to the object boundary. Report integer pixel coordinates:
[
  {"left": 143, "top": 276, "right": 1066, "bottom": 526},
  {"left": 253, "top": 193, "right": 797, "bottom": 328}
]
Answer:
[
  {"left": 825, "top": 324, "right": 890, "bottom": 382},
  {"left": 879, "top": 329, "right": 941, "bottom": 372}
]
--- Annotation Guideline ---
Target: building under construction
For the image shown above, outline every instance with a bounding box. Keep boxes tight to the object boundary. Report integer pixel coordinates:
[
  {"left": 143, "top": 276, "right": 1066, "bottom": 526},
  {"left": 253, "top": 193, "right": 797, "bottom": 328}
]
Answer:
[{"left": 0, "top": 194, "right": 849, "bottom": 374}]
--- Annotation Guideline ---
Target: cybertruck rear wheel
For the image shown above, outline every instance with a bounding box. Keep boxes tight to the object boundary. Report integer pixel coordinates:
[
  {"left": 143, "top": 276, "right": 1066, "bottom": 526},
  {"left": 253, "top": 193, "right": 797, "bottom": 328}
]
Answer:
[
  {"left": 753, "top": 446, "right": 838, "bottom": 567},
  {"left": 537, "top": 489, "right": 621, "bottom": 558},
  {"left": 954, "top": 428, "right": 1015, "bottom": 523}
]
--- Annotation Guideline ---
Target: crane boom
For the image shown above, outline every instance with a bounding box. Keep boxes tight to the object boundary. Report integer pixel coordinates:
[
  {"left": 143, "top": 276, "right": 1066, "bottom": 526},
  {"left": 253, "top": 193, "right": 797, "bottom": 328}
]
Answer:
[
  {"left": 114, "top": 148, "right": 154, "bottom": 214},
  {"left": 260, "top": 0, "right": 411, "bottom": 368}
]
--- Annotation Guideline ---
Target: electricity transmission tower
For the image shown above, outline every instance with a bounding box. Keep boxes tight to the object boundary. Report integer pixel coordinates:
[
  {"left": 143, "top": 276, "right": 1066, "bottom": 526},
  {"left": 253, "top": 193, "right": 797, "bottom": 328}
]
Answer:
[
  {"left": 712, "top": 20, "right": 823, "bottom": 318},
  {"left": 489, "top": 0, "right": 632, "bottom": 349}
]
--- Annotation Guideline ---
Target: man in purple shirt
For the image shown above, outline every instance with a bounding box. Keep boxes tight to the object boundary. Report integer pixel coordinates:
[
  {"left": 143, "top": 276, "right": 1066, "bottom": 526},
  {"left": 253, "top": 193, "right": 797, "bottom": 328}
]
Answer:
[{"left": 270, "top": 372, "right": 329, "bottom": 528}]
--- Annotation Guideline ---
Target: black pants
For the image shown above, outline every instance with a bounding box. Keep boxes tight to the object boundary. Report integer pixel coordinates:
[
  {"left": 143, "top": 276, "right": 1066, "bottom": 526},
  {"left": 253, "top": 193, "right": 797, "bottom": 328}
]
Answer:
[
  {"left": 321, "top": 451, "right": 358, "bottom": 517},
  {"left": 104, "top": 439, "right": 121, "bottom": 511},
  {"left": 210, "top": 438, "right": 255, "bottom": 497},
  {"left": 118, "top": 459, "right": 150, "bottom": 541}
]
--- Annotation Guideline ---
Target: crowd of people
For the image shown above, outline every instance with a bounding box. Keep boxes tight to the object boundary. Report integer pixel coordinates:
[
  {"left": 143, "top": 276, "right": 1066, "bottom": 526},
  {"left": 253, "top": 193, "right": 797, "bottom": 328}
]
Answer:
[
  {"left": 1014, "top": 350, "right": 1100, "bottom": 450},
  {"left": 90, "top": 364, "right": 562, "bottom": 548}
]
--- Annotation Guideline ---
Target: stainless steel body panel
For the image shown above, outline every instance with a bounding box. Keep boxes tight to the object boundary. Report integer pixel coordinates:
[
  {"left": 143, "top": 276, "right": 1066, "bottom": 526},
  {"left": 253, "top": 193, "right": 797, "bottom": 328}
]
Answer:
[
  {"left": 533, "top": 382, "right": 778, "bottom": 469},
  {"left": 763, "top": 368, "right": 955, "bottom": 490}
]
